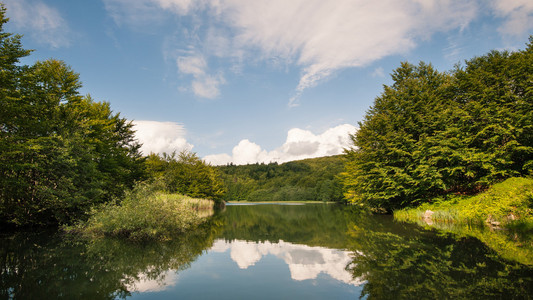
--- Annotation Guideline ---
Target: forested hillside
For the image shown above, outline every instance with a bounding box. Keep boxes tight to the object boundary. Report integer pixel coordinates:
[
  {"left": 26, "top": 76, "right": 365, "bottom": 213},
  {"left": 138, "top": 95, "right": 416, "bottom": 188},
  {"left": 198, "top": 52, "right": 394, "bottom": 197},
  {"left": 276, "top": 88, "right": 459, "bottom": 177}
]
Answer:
[{"left": 217, "top": 155, "right": 345, "bottom": 202}]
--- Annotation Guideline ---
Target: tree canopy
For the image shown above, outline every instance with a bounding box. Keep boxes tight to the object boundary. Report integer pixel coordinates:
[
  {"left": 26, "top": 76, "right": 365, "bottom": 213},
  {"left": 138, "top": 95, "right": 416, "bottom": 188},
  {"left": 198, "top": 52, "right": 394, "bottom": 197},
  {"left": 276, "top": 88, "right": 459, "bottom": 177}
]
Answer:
[
  {"left": 217, "top": 155, "right": 346, "bottom": 202},
  {"left": 0, "top": 6, "right": 146, "bottom": 226},
  {"left": 342, "top": 38, "right": 533, "bottom": 211},
  {"left": 145, "top": 151, "right": 225, "bottom": 203}
]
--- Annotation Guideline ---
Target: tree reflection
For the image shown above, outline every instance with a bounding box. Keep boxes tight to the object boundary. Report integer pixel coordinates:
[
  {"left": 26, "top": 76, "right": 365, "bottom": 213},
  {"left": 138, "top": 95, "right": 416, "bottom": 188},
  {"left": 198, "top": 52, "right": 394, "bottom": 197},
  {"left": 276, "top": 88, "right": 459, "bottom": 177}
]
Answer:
[
  {"left": 1, "top": 204, "right": 532, "bottom": 299},
  {"left": 347, "top": 224, "right": 533, "bottom": 299},
  {"left": 0, "top": 217, "right": 223, "bottom": 299}
]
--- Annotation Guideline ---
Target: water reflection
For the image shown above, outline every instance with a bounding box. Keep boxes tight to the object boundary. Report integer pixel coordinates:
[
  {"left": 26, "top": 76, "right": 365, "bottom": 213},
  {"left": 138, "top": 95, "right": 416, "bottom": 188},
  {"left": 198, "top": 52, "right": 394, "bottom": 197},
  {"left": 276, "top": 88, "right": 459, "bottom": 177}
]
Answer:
[
  {"left": 210, "top": 239, "right": 363, "bottom": 285},
  {"left": 123, "top": 270, "right": 179, "bottom": 293},
  {"left": 0, "top": 218, "right": 223, "bottom": 300},
  {"left": 1, "top": 204, "right": 532, "bottom": 299}
]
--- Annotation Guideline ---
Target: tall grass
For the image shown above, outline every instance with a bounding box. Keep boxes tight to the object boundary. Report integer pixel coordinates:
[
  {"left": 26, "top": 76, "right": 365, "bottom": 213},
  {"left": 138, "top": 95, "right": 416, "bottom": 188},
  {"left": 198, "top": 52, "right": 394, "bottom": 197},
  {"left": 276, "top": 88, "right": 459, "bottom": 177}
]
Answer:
[
  {"left": 394, "top": 177, "right": 533, "bottom": 228},
  {"left": 67, "top": 182, "right": 215, "bottom": 241},
  {"left": 394, "top": 177, "right": 533, "bottom": 265}
]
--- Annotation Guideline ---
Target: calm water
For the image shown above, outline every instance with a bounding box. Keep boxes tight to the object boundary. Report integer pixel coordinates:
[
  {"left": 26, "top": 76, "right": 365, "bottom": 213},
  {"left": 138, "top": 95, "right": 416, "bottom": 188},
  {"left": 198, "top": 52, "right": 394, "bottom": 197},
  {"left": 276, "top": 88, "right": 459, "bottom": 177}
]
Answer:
[{"left": 1, "top": 203, "right": 532, "bottom": 299}]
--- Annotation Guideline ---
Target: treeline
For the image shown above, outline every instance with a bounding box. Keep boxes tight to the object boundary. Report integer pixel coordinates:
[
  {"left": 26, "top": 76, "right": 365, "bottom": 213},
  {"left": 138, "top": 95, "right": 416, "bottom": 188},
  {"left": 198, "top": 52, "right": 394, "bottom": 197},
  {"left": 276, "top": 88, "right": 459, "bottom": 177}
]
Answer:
[
  {"left": 342, "top": 37, "right": 533, "bottom": 211},
  {"left": 0, "top": 6, "right": 223, "bottom": 228},
  {"left": 145, "top": 151, "right": 225, "bottom": 202},
  {"left": 217, "top": 155, "right": 345, "bottom": 202}
]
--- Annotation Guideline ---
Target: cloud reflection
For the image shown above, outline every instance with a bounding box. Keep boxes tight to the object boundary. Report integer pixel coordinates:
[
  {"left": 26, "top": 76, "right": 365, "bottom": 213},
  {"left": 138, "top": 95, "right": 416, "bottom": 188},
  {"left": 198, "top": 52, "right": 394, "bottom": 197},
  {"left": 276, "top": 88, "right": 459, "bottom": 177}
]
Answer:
[
  {"left": 210, "top": 239, "right": 363, "bottom": 285},
  {"left": 123, "top": 270, "right": 179, "bottom": 293}
]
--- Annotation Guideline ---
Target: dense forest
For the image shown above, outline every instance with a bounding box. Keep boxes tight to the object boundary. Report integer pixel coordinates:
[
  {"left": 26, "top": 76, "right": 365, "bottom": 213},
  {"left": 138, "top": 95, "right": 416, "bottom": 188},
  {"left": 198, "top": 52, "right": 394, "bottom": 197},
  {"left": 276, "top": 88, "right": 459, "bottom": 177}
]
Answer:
[
  {"left": 342, "top": 38, "right": 533, "bottom": 212},
  {"left": 217, "top": 155, "right": 345, "bottom": 202},
  {"left": 0, "top": 7, "right": 146, "bottom": 226},
  {"left": 0, "top": 6, "right": 223, "bottom": 228}
]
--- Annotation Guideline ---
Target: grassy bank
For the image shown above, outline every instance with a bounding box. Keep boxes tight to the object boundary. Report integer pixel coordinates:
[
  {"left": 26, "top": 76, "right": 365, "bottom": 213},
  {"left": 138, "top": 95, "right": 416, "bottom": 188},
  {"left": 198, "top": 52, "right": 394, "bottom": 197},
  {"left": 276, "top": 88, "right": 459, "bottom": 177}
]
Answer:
[
  {"left": 395, "top": 177, "right": 533, "bottom": 230},
  {"left": 394, "top": 177, "right": 533, "bottom": 265},
  {"left": 226, "top": 200, "right": 336, "bottom": 204},
  {"left": 67, "top": 183, "right": 215, "bottom": 241}
]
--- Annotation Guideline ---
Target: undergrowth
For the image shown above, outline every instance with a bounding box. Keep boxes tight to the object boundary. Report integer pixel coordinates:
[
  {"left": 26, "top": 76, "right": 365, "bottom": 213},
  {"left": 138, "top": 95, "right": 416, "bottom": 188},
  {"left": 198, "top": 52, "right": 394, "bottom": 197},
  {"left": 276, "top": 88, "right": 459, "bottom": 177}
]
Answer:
[
  {"left": 66, "top": 182, "right": 215, "bottom": 241},
  {"left": 394, "top": 177, "right": 533, "bottom": 228}
]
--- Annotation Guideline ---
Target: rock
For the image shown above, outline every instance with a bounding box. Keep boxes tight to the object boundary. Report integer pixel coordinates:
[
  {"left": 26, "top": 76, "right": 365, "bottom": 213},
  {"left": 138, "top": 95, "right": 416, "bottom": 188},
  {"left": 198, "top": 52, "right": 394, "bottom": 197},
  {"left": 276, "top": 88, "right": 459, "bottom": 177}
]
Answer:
[
  {"left": 485, "top": 214, "right": 502, "bottom": 229},
  {"left": 423, "top": 210, "right": 434, "bottom": 225}
]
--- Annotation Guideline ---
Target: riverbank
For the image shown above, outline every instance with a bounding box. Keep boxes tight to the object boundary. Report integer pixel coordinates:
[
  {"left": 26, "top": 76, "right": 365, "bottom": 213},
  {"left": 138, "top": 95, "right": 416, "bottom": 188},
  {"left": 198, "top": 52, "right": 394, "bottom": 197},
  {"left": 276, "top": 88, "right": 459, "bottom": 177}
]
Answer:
[
  {"left": 67, "top": 183, "right": 216, "bottom": 241},
  {"left": 226, "top": 200, "right": 337, "bottom": 204},
  {"left": 394, "top": 177, "right": 533, "bottom": 265},
  {"left": 394, "top": 177, "right": 533, "bottom": 230}
]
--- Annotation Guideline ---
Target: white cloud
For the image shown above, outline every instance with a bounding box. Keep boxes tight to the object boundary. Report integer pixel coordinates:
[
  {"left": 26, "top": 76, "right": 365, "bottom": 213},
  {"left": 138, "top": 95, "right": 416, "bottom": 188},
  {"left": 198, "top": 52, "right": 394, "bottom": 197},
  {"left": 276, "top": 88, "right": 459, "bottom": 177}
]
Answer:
[
  {"left": 124, "top": 270, "right": 179, "bottom": 293},
  {"left": 132, "top": 120, "right": 193, "bottom": 155},
  {"left": 177, "top": 55, "right": 207, "bottom": 76},
  {"left": 103, "top": 0, "right": 485, "bottom": 104},
  {"left": 210, "top": 239, "right": 364, "bottom": 285},
  {"left": 204, "top": 124, "right": 356, "bottom": 165},
  {"left": 491, "top": 0, "right": 533, "bottom": 36},
  {"left": 3, "top": 0, "right": 70, "bottom": 48},
  {"left": 177, "top": 55, "right": 225, "bottom": 99},
  {"left": 191, "top": 74, "right": 225, "bottom": 98},
  {"left": 371, "top": 67, "right": 386, "bottom": 78}
]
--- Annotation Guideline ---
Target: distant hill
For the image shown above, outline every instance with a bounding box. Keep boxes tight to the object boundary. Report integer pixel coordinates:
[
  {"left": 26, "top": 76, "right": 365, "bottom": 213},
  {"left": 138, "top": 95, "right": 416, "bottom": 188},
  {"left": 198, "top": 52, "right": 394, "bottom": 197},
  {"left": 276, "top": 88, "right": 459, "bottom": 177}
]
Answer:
[{"left": 216, "top": 155, "right": 346, "bottom": 202}]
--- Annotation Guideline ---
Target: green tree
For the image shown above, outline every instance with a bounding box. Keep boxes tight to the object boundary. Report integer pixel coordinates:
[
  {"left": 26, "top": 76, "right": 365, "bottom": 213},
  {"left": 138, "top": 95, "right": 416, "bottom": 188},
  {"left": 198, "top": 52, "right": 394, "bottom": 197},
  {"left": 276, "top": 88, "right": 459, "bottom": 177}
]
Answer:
[
  {"left": 0, "top": 6, "right": 145, "bottom": 226},
  {"left": 146, "top": 151, "right": 225, "bottom": 202},
  {"left": 342, "top": 62, "right": 453, "bottom": 210},
  {"left": 342, "top": 38, "right": 533, "bottom": 211}
]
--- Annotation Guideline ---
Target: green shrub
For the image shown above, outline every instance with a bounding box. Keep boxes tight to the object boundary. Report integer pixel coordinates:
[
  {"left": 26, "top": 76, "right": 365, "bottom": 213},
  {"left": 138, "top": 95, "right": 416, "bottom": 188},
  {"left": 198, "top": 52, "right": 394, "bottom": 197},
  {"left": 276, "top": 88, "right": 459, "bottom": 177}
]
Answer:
[{"left": 67, "top": 182, "right": 215, "bottom": 241}]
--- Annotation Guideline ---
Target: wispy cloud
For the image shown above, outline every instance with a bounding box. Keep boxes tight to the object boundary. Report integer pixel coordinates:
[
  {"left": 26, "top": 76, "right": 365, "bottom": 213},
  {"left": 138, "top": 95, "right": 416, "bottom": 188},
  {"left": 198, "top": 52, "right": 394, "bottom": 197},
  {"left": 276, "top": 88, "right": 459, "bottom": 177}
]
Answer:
[
  {"left": 371, "top": 67, "right": 386, "bottom": 78},
  {"left": 177, "top": 55, "right": 225, "bottom": 99},
  {"left": 3, "top": 0, "right": 70, "bottom": 48},
  {"left": 491, "top": 0, "right": 533, "bottom": 37},
  {"left": 102, "top": 0, "right": 532, "bottom": 104},
  {"left": 204, "top": 124, "right": 356, "bottom": 165}
]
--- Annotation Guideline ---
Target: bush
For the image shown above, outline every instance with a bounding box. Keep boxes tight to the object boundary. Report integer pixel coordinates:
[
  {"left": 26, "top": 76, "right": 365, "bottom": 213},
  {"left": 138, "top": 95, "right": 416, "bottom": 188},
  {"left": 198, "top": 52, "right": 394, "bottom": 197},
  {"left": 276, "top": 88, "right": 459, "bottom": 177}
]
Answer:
[{"left": 67, "top": 182, "right": 215, "bottom": 241}]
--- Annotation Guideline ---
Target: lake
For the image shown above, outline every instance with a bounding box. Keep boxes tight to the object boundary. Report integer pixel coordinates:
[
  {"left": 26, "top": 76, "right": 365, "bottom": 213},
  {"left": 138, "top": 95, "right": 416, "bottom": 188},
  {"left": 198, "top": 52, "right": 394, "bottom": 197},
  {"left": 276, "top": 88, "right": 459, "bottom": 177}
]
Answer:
[{"left": 1, "top": 203, "right": 532, "bottom": 299}]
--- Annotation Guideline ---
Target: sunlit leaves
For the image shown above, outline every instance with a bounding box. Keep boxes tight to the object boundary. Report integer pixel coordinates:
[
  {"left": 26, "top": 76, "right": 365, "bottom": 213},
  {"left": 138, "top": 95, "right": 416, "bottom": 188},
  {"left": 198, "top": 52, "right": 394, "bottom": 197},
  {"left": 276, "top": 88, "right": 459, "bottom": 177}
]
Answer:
[{"left": 343, "top": 39, "right": 533, "bottom": 210}]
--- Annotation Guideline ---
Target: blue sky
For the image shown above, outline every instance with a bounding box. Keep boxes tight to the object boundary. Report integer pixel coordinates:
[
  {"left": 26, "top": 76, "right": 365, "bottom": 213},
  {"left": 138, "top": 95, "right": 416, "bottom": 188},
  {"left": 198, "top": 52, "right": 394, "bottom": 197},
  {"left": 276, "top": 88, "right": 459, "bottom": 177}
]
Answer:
[{"left": 3, "top": 0, "right": 533, "bottom": 164}]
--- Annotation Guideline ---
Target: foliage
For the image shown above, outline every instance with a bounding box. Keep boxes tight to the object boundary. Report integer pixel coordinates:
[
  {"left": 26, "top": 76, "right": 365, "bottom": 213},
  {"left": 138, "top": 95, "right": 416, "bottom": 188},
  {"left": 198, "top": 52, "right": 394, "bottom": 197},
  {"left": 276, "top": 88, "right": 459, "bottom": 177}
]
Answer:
[
  {"left": 69, "top": 182, "right": 216, "bottom": 241},
  {"left": 0, "top": 218, "right": 223, "bottom": 299},
  {"left": 220, "top": 203, "right": 358, "bottom": 248},
  {"left": 0, "top": 7, "right": 146, "bottom": 227},
  {"left": 347, "top": 227, "right": 533, "bottom": 299},
  {"left": 145, "top": 151, "right": 225, "bottom": 203},
  {"left": 343, "top": 38, "right": 533, "bottom": 210},
  {"left": 394, "top": 177, "right": 533, "bottom": 229},
  {"left": 218, "top": 155, "right": 346, "bottom": 202}
]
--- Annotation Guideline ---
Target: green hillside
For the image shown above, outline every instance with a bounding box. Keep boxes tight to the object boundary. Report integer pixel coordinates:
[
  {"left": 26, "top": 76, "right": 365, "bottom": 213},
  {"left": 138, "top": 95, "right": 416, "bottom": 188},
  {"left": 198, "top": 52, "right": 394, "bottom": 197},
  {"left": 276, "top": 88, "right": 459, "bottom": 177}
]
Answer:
[{"left": 217, "top": 155, "right": 346, "bottom": 202}]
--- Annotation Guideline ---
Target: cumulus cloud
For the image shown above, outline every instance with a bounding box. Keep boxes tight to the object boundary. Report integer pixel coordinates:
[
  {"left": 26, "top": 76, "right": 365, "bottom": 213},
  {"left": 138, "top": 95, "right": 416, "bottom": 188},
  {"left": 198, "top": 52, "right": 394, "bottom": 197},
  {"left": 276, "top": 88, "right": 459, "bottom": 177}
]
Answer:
[
  {"left": 204, "top": 124, "right": 356, "bottom": 165},
  {"left": 3, "top": 0, "right": 70, "bottom": 48},
  {"left": 491, "top": 0, "right": 533, "bottom": 36},
  {"left": 210, "top": 239, "right": 364, "bottom": 285},
  {"left": 125, "top": 270, "right": 179, "bottom": 293},
  {"left": 132, "top": 120, "right": 193, "bottom": 155}
]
